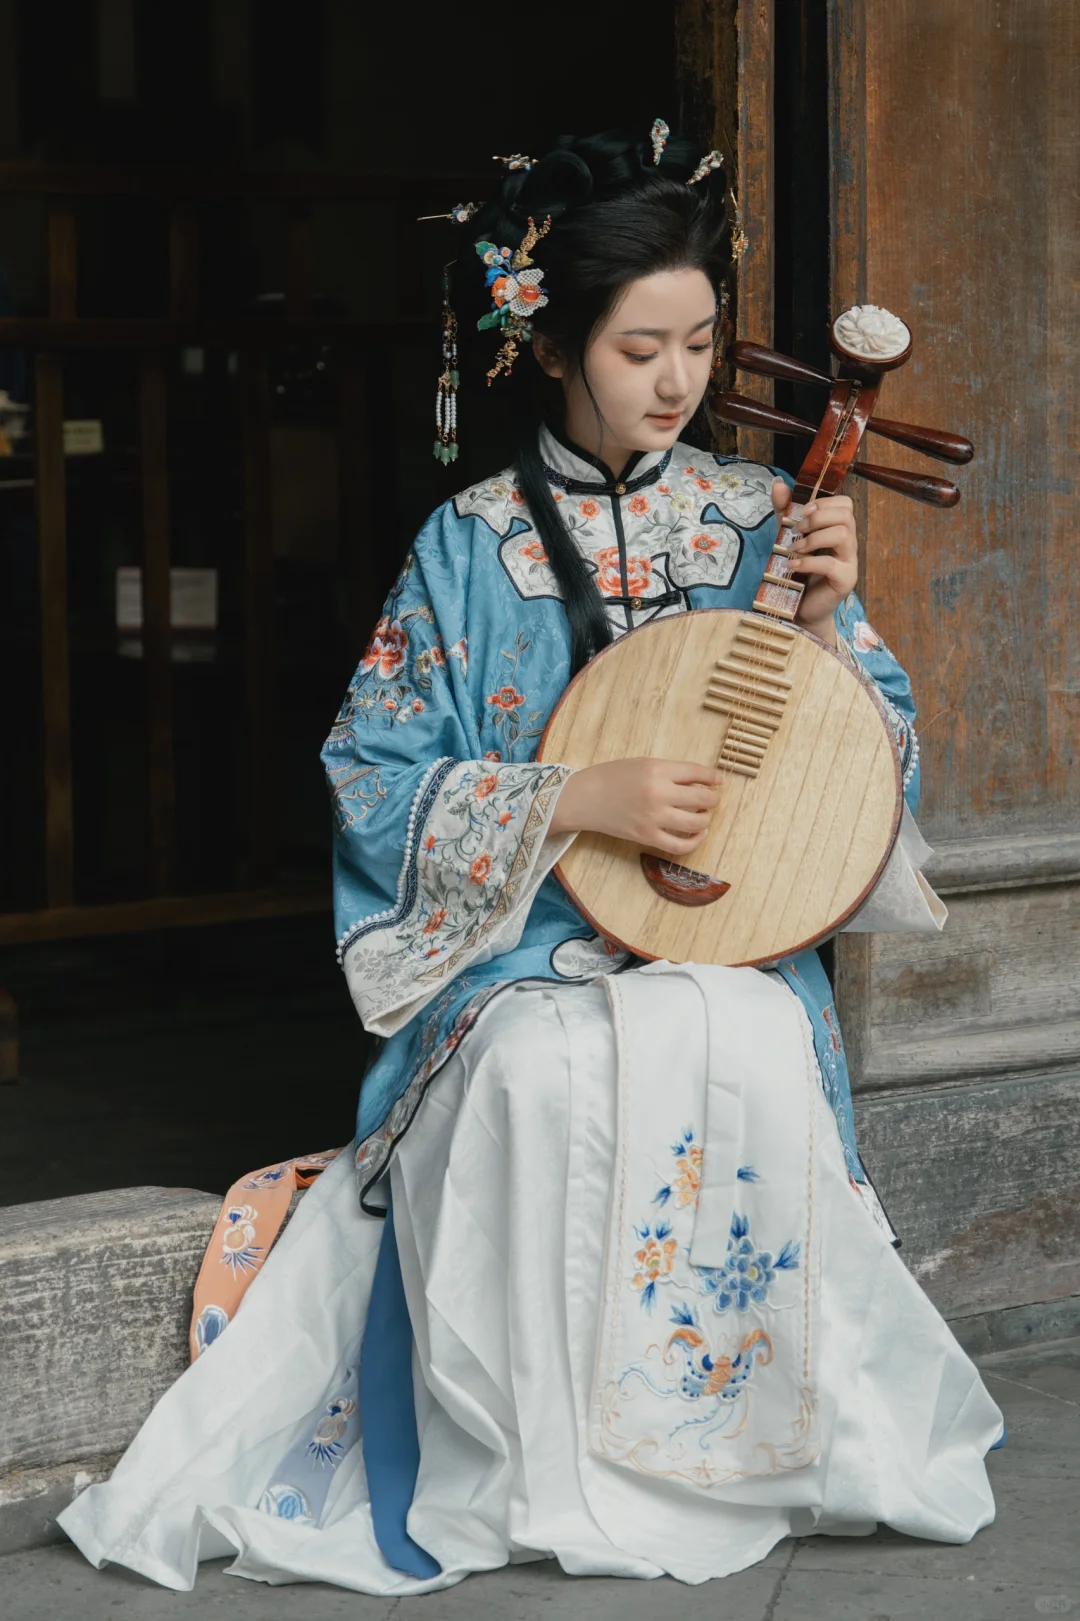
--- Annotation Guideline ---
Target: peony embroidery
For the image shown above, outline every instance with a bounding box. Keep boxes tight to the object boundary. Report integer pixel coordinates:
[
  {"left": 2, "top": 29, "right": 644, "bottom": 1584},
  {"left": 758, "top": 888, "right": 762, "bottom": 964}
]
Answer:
[
  {"left": 519, "top": 539, "right": 548, "bottom": 563},
  {"left": 474, "top": 775, "right": 499, "bottom": 799},
  {"left": 627, "top": 493, "right": 649, "bottom": 515},
  {"left": 470, "top": 852, "right": 492, "bottom": 884},
  {"left": 423, "top": 907, "right": 447, "bottom": 935},
  {"left": 631, "top": 1219, "right": 680, "bottom": 1310},
  {"left": 362, "top": 617, "right": 408, "bottom": 679},
  {"left": 579, "top": 497, "right": 601, "bottom": 520},
  {"left": 594, "top": 547, "right": 653, "bottom": 598},
  {"left": 690, "top": 532, "right": 719, "bottom": 552}
]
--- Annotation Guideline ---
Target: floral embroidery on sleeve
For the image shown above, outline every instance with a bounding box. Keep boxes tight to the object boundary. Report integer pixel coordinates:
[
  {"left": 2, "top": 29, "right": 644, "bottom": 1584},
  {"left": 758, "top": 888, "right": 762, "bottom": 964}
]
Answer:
[{"left": 339, "top": 757, "right": 571, "bottom": 1035}]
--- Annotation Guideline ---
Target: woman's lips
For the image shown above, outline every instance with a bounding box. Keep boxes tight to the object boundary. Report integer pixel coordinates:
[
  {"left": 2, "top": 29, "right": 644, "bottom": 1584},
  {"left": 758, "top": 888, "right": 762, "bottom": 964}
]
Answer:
[{"left": 646, "top": 411, "right": 682, "bottom": 426}]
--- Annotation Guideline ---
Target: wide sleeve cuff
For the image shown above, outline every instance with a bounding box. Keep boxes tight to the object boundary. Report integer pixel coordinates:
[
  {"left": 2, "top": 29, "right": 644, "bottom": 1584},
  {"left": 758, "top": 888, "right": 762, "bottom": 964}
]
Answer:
[
  {"left": 839, "top": 801, "right": 948, "bottom": 935},
  {"left": 339, "top": 757, "right": 574, "bottom": 1037}
]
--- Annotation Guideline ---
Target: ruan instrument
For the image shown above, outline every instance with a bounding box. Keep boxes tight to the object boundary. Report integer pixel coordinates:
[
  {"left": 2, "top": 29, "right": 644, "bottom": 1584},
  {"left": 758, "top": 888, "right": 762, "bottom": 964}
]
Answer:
[{"left": 537, "top": 305, "right": 973, "bottom": 967}]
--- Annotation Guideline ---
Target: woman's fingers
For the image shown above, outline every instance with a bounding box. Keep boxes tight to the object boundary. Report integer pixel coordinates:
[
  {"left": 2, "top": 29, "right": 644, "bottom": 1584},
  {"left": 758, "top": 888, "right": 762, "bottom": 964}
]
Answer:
[
  {"left": 663, "top": 759, "right": 723, "bottom": 786},
  {"left": 669, "top": 782, "right": 722, "bottom": 812},
  {"left": 793, "top": 524, "right": 855, "bottom": 554}
]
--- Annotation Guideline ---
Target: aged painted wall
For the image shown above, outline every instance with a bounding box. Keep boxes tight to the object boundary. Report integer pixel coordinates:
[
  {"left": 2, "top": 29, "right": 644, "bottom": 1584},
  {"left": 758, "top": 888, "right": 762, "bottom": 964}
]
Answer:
[{"left": 830, "top": 0, "right": 1080, "bottom": 1340}]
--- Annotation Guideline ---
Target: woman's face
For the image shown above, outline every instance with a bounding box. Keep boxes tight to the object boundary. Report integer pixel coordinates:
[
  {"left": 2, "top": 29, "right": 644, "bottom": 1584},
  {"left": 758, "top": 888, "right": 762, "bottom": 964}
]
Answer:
[{"left": 534, "top": 266, "right": 717, "bottom": 475}]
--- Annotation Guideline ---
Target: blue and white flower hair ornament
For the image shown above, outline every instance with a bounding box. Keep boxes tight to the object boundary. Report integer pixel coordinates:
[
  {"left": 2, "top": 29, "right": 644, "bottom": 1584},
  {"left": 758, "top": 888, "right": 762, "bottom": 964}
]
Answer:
[
  {"left": 650, "top": 118, "right": 670, "bottom": 164},
  {"left": 474, "top": 213, "right": 552, "bottom": 385}
]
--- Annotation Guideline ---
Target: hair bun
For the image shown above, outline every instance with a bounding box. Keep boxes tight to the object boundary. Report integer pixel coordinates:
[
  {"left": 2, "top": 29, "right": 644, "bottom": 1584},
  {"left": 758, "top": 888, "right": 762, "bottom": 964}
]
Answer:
[{"left": 507, "top": 149, "right": 595, "bottom": 224}]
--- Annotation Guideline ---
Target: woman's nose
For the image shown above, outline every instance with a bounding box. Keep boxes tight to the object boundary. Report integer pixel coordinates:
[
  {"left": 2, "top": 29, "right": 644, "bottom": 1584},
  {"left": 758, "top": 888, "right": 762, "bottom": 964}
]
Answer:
[{"left": 657, "top": 352, "right": 691, "bottom": 402}]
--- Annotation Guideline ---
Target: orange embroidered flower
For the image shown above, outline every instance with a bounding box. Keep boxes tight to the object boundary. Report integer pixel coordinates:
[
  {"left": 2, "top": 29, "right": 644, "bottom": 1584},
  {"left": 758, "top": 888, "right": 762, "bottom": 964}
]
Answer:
[
  {"left": 632, "top": 1235, "right": 679, "bottom": 1291},
  {"left": 484, "top": 749, "right": 503, "bottom": 761},
  {"left": 486, "top": 685, "right": 525, "bottom": 711},
  {"left": 553, "top": 491, "right": 564, "bottom": 502},
  {"left": 579, "top": 498, "right": 601, "bottom": 519},
  {"left": 424, "top": 947, "right": 442, "bottom": 958},
  {"left": 672, "top": 1142, "right": 704, "bottom": 1207},
  {"left": 520, "top": 539, "right": 548, "bottom": 563},
  {"left": 361, "top": 617, "right": 408, "bottom": 679},
  {"left": 475, "top": 774, "right": 499, "bottom": 799},
  {"left": 593, "top": 548, "right": 623, "bottom": 596},
  {"left": 656, "top": 483, "right": 672, "bottom": 495},
  {"left": 694, "top": 476, "right": 714, "bottom": 492},
  {"left": 624, "top": 555, "right": 653, "bottom": 597},
  {"left": 690, "top": 532, "right": 719, "bottom": 552},
  {"left": 627, "top": 493, "right": 649, "bottom": 515},
  {"left": 430, "top": 644, "right": 446, "bottom": 666},
  {"left": 383, "top": 697, "right": 398, "bottom": 711},
  {"left": 423, "top": 907, "right": 447, "bottom": 935},
  {"left": 424, "top": 833, "right": 436, "bottom": 852},
  {"left": 412, "top": 698, "right": 425, "bottom": 712},
  {"left": 470, "top": 853, "right": 492, "bottom": 885},
  {"left": 510, "top": 487, "right": 526, "bottom": 505},
  {"left": 683, "top": 465, "right": 696, "bottom": 475},
  {"left": 593, "top": 549, "right": 652, "bottom": 599},
  {"left": 498, "top": 809, "right": 513, "bottom": 826}
]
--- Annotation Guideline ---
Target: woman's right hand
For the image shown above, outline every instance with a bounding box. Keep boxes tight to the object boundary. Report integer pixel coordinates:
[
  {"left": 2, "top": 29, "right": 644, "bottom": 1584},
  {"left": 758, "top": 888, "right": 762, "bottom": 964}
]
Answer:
[{"left": 549, "top": 758, "right": 723, "bottom": 857}]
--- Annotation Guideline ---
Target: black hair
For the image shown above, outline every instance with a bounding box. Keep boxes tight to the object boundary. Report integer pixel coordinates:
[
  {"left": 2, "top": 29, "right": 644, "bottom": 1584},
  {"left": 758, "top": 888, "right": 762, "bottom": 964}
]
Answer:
[{"left": 451, "top": 129, "right": 731, "bottom": 674}]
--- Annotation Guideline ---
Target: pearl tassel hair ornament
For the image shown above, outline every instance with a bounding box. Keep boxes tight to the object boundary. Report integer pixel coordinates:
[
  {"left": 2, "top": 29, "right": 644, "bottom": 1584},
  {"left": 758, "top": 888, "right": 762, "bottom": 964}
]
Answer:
[{"left": 433, "top": 264, "right": 459, "bottom": 464}]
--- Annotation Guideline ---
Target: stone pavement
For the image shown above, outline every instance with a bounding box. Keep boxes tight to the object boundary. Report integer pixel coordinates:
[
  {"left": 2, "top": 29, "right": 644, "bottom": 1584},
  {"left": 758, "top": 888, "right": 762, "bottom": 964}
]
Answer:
[{"left": 1, "top": 1337, "right": 1076, "bottom": 1621}]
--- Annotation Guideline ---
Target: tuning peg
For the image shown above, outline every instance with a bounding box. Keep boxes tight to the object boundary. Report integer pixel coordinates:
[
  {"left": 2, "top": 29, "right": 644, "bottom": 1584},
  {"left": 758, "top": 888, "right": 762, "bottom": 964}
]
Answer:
[
  {"left": 711, "top": 391, "right": 960, "bottom": 507},
  {"left": 723, "top": 345, "right": 974, "bottom": 465}
]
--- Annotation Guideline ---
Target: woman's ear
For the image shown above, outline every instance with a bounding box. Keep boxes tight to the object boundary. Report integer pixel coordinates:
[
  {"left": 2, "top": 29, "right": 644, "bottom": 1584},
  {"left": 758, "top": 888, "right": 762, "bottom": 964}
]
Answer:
[{"left": 531, "top": 331, "right": 565, "bottom": 379}]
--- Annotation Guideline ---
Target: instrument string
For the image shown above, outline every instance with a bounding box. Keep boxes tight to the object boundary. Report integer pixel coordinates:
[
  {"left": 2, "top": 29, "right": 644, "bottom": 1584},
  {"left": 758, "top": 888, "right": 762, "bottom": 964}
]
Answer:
[{"left": 717, "top": 379, "right": 864, "bottom": 769}]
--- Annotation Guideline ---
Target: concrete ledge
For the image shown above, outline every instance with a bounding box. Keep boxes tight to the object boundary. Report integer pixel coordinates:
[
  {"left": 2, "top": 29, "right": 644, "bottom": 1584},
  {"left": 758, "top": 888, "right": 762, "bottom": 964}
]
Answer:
[
  {"left": 0, "top": 1187, "right": 220, "bottom": 1476},
  {"left": 0, "top": 1455, "right": 120, "bottom": 1559}
]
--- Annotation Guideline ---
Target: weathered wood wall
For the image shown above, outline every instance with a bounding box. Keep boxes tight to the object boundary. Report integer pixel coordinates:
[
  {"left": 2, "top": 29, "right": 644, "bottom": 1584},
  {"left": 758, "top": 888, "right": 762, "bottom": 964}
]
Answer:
[{"left": 831, "top": 0, "right": 1080, "bottom": 1341}]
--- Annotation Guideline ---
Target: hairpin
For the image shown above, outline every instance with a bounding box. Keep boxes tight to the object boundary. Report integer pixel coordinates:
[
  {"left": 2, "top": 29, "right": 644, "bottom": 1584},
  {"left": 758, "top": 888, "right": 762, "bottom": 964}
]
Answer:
[
  {"left": 687, "top": 150, "right": 724, "bottom": 186},
  {"left": 475, "top": 214, "right": 552, "bottom": 385},
  {"left": 728, "top": 189, "right": 748, "bottom": 258},
  {"left": 493, "top": 153, "right": 535, "bottom": 171},
  {"left": 650, "top": 118, "right": 670, "bottom": 165},
  {"left": 417, "top": 201, "right": 480, "bottom": 224}
]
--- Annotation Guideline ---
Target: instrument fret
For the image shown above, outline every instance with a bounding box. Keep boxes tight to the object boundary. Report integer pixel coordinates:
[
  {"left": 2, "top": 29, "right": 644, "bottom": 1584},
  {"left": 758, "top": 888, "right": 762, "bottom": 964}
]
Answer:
[{"left": 708, "top": 611, "right": 798, "bottom": 777}]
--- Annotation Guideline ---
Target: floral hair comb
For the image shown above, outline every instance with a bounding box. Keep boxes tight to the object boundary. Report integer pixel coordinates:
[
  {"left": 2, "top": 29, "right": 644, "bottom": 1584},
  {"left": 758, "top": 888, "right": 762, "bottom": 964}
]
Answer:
[{"left": 474, "top": 214, "right": 552, "bottom": 385}]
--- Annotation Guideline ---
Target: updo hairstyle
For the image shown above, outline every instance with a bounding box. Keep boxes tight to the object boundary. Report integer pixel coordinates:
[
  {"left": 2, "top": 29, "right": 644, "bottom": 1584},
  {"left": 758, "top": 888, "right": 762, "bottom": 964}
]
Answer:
[{"left": 451, "top": 129, "right": 731, "bottom": 675}]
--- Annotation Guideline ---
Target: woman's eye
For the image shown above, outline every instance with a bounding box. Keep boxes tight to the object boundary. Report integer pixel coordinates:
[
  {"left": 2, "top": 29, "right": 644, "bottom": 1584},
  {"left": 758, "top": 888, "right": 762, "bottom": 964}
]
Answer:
[
  {"left": 624, "top": 351, "right": 658, "bottom": 364},
  {"left": 688, "top": 343, "right": 713, "bottom": 354}
]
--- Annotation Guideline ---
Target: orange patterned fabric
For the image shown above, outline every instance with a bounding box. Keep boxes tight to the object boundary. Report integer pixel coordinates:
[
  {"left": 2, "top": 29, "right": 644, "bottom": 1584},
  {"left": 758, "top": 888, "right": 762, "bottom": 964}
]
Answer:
[{"left": 188, "top": 1148, "right": 343, "bottom": 1362}]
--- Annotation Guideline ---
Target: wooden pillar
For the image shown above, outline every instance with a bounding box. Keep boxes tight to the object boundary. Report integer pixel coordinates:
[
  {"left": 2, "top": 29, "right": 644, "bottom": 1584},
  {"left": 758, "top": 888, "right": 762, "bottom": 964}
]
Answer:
[
  {"left": 675, "top": 0, "right": 775, "bottom": 458},
  {"left": 830, "top": 0, "right": 1080, "bottom": 1344}
]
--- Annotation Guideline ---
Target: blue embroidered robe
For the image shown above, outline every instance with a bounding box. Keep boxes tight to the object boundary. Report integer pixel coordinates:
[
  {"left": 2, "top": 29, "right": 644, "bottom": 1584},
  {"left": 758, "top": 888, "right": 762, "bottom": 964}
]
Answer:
[{"left": 322, "top": 428, "right": 920, "bottom": 1211}]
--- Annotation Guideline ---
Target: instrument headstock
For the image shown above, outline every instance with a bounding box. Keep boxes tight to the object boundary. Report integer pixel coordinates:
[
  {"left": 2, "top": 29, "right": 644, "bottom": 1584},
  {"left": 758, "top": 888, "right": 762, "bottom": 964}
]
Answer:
[{"left": 712, "top": 305, "right": 974, "bottom": 508}]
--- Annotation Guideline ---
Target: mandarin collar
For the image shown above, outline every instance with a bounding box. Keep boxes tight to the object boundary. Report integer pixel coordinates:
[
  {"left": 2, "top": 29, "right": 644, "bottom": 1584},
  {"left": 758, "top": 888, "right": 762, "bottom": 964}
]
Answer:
[{"left": 538, "top": 422, "right": 671, "bottom": 496}]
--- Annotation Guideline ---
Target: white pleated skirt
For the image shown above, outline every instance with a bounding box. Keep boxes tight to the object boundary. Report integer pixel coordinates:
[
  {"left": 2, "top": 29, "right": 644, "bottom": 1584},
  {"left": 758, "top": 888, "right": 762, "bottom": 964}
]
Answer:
[{"left": 59, "top": 966, "right": 1002, "bottom": 1594}]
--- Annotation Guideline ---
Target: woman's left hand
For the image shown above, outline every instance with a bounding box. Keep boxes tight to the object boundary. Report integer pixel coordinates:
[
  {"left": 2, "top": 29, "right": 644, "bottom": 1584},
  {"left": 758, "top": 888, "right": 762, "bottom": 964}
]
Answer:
[{"left": 770, "top": 479, "right": 858, "bottom": 647}]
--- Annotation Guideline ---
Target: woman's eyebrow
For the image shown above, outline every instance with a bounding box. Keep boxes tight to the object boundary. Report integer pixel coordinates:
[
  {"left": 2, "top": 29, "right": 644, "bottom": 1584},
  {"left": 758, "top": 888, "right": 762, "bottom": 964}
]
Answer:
[{"left": 616, "top": 315, "right": 718, "bottom": 337}]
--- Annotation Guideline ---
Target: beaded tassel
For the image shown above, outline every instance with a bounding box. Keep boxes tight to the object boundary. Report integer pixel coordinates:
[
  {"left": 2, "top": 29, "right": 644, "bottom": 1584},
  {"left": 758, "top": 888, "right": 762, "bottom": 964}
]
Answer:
[{"left": 433, "top": 266, "right": 459, "bottom": 465}]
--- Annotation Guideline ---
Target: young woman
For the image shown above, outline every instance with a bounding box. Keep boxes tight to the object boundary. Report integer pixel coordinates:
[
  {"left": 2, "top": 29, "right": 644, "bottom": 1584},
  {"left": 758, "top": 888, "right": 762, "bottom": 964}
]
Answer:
[{"left": 60, "top": 128, "right": 1003, "bottom": 1595}]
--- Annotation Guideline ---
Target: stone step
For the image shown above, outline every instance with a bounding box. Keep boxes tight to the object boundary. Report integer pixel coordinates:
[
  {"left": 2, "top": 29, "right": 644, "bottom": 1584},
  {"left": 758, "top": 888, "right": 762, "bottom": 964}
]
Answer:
[{"left": 0, "top": 1186, "right": 220, "bottom": 1554}]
